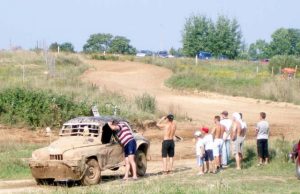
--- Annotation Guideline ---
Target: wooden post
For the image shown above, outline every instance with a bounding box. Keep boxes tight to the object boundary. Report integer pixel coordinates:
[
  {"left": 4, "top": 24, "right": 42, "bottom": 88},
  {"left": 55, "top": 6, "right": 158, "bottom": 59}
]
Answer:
[
  {"left": 279, "top": 66, "right": 282, "bottom": 75},
  {"left": 256, "top": 66, "right": 259, "bottom": 75},
  {"left": 271, "top": 66, "right": 274, "bottom": 76},
  {"left": 195, "top": 55, "right": 198, "bottom": 65},
  {"left": 295, "top": 65, "right": 298, "bottom": 79}
]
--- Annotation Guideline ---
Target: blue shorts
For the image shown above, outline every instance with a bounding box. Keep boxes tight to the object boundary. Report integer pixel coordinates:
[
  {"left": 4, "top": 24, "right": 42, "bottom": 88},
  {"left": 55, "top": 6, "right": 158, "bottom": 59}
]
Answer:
[
  {"left": 124, "top": 139, "right": 137, "bottom": 157},
  {"left": 204, "top": 150, "right": 214, "bottom": 162},
  {"left": 196, "top": 155, "right": 205, "bottom": 166}
]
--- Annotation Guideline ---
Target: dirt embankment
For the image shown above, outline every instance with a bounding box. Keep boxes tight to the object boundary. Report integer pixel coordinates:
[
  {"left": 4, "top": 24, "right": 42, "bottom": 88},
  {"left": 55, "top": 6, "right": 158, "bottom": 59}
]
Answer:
[{"left": 82, "top": 60, "right": 300, "bottom": 140}]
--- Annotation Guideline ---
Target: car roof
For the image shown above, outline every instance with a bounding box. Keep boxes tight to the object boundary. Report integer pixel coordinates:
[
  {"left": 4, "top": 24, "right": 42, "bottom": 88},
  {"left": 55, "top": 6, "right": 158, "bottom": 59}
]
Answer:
[{"left": 63, "top": 116, "right": 128, "bottom": 125}]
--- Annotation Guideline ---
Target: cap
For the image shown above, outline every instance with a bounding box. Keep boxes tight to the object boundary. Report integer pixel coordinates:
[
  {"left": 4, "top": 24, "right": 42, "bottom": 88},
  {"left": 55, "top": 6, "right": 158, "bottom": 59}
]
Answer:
[
  {"left": 201, "top": 127, "right": 209, "bottom": 133},
  {"left": 221, "top": 111, "right": 228, "bottom": 116},
  {"left": 194, "top": 131, "right": 202, "bottom": 137}
]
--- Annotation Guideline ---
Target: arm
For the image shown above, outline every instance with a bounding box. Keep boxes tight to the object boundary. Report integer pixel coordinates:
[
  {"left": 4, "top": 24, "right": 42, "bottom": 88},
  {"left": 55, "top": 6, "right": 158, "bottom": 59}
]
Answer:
[
  {"left": 231, "top": 123, "right": 237, "bottom": 141},
  {"left": 211, "top": 127, "right": 216, "bottom": 139},
  {"left": 108, "top": 122, "right": 120, "bottom": 131},
  {"left": 157, "top": 116, "right": 166, "bottom": 128}
]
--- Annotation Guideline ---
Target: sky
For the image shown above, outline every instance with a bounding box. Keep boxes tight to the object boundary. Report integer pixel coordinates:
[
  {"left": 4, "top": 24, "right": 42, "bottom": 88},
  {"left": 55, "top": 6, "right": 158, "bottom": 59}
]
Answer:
[{"left": 0, "top": 0, "right": 299, "bottom": 52}]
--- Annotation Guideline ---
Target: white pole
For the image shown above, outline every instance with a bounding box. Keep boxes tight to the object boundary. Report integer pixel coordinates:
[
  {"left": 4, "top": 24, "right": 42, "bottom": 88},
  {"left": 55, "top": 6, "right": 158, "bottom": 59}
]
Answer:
[
  {"left": 195, "top": 55, "right": 198, "bottom": 65},
  {"left": 57, "top": 46, "right": 60, "bottom": 54}
]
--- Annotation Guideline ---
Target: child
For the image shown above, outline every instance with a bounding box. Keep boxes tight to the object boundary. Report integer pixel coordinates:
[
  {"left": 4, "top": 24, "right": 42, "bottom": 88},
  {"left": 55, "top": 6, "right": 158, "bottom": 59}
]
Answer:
[
  {"left": 202, "top": 127, "right": 215, "bottom": 173},
  {"left": 194, "top": 131, "right": 205, "bottom": 175}
]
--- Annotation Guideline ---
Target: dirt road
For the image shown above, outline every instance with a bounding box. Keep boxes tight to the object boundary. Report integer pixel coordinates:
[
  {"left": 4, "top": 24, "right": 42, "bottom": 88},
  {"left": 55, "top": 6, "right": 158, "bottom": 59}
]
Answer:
[{"left": 82, "top": 60, "right": 300, "bottom": 139}]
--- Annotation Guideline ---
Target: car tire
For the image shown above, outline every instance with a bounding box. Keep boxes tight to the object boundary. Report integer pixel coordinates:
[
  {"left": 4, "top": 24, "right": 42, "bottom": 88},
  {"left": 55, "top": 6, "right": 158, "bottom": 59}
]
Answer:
[
  {"left": 296, "top": 157, "right": 300, "bottom": 180},
  {"left": 135, "top": 150, "right": 147, "bottom": 176},
  {"left": 35, "top": 178, "right": 54, "bottom": 185},
  {"left": 81, "top": 158, "right": 101, "bottom": 186}
]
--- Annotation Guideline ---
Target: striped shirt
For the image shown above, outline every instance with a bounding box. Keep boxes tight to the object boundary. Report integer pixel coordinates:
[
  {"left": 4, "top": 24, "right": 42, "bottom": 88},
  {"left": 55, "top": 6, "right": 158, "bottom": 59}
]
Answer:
[{"left": 117, "top": 122, "right": 134, "bottom": 146}]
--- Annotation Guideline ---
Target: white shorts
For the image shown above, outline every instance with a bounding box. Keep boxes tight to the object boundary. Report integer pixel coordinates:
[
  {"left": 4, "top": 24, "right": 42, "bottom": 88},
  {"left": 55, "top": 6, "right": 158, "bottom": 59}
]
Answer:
[{"left": 213, "top": 139, "right": 224, "bottom": 157}]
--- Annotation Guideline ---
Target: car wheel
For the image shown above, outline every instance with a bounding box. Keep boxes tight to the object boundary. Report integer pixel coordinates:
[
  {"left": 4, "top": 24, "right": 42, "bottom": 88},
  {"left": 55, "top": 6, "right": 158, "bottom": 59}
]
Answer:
[
  {"left": 296, "top": 158, "right": 300, "bottom": 180},
  {"left": 135, "top": 150, "right": 147, "bottom": 176},
  {"left": 81, "top": 158, "right": 101, "bottom": 186},
  {"left": 35, "top": 178, "right": 54, "bottom": 185}
]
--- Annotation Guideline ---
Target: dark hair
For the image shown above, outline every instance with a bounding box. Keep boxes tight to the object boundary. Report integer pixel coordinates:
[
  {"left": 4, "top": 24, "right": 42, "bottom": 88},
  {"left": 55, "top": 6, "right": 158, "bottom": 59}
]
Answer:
[
  {"left": 112, "top": 119, "right": 119, "bottom": 125},
  {"left": 260, "top": 112, "right": 266, "bottom": 119},
  {"left": 239, "top": 112, "right": 243, "bottom": 119},
  {"left": 167, "top": 114, "right": 174, "bottom": 121},
  {"left": 214, "top": 115, "right": 221, "bottom": 122},
  {"left": 221, "top": 111, "right": 228, "bottom": 117}
]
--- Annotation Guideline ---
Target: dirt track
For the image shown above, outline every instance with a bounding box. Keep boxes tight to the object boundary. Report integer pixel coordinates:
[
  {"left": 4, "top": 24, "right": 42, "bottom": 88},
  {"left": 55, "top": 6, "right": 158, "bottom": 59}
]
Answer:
[{"left": 82, "top": 60, "right": 300, "bottom": 139}]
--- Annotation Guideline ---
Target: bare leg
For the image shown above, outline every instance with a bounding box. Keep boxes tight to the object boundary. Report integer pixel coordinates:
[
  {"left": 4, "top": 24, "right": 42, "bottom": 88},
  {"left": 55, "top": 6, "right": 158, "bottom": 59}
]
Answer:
[
  {"left": 205, "top": 161, "right": 209, "bottom": 173},
  {"left": 265, "top": 157, "right": 269, "bottom": 164},
  {"left": 128, "top": 155, "right": 137, "bottom": 179},
  {"left": 169, "top": 157, "right": 174, "bottom": 172},
  {"left": 235, "top": 154, "right": 241, "bottom": 170},
  {"left": 259, "top": 157, "right": 263, "bottom": 164},
  {"left": 123, "top": 157, "right": 130, "bottom": 179},
  {"left": 162, "top": 157, "right": 167, "bottom": 172}
]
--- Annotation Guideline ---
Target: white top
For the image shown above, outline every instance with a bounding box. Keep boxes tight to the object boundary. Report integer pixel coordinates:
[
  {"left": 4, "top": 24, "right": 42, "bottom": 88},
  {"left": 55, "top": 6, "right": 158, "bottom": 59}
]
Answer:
[
  {"left": 203, "top": 134, "right": 214, "bottom": 150},
  {"left": 195, "top": 138, "right": 205, "bottom": 156},
  {"left": 220, "top": 118, "right": 232, "bottom": 140},
  {"left": 256, "top": 120, "right": 269, "bottom": 139}
]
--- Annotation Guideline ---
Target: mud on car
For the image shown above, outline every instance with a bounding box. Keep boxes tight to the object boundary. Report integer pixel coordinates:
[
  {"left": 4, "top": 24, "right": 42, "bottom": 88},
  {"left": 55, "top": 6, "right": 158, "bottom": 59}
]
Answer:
[{"left": 29, "top": 116, "right": 150, "bottom": 186}]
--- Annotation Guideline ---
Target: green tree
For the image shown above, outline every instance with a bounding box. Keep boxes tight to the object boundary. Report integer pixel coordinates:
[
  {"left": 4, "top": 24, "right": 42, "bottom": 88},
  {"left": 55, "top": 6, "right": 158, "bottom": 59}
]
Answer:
[
  {"left": 212, "top": 16, "right": 242, "bottom": 59},
  {"left": 248, "top": 39, "right": 269, "bottom": 59},
  {"left": 83, "top": 33, "right": 113, "bottom": 53},
  {"left": 269, "top": 28, "right": 300, "bottom": 56},
  {"left": 60, "top": 42, "right": 75, "bottom": 53},
  {"left": 49, "top": 42, "right": 59, "bottom": 52},
  {"left": 182, "top": 15, "right": 214, "bottom": 57},
  {"left": 182, "top": 15, "right": 242, "bottom": 59},
  {"left": 108, "top": 36, "right": 136, "bottom": 54}
]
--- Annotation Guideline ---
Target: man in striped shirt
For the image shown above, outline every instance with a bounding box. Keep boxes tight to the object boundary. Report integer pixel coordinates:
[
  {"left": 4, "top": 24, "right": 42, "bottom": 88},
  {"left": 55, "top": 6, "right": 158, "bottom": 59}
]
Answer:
[{"left": 108, "top": 120, "right": 138, "bottom": 180}]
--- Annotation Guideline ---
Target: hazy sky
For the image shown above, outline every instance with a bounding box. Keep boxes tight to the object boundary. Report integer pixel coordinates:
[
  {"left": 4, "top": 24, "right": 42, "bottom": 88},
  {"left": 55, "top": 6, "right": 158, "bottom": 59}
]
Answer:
[{"left": 0, "top": 0, "right": 299, "bottom": 51}]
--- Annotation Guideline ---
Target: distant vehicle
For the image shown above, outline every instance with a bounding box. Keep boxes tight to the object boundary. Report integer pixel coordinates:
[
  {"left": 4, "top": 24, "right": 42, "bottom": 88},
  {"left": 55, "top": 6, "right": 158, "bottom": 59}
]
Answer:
[
  {"left": 261, "top": 59, "right": 269, "bottom": 64},
  {"left": 158, "top": 51, "right": 168, "bottom": 58},
  {"left": 136, "top": 50, "right": 153, "bottom": 57},
  {"left": 198, "top": 51, "right": 212, "bottom": 60}
]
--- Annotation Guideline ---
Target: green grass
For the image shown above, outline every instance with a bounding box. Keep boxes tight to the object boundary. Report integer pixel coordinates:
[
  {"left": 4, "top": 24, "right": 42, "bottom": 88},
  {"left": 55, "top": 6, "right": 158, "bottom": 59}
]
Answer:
[
  {"left": 134, "top": 57, "right": 300, "bottom": 105},
  {"left": 0, "top": 142, "right": 44, "bottom": 179},
  {"left": 0, "top": 51, "right": 156, "bottom": 128}
]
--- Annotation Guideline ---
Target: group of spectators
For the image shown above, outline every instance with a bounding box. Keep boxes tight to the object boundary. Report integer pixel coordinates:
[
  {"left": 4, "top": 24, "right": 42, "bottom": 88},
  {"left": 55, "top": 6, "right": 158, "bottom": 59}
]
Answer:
[
  {"left": 108, "top": 111, "right": 270, "bottom": 180},
  {"left": 194, "top": 111, "right": 270, "bottom": 175}
]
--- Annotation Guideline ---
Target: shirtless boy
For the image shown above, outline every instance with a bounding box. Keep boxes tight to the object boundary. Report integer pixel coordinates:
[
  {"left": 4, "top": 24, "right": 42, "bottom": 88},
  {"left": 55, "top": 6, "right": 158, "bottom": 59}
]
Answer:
[
  {"left": 211, "top": 116, "right": 225, "bottom": 171},
  {"left": 231, "top": 112, "right": 247, "bottom": 170},
  {"left": 157, "top": 114, "right": 177, "bottom": 174}
]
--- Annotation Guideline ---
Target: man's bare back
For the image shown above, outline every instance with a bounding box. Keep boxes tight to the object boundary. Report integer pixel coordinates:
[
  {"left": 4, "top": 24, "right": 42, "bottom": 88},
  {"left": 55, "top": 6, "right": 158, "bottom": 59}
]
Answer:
[
  {"left": 164, "top": 121, "right": 176, "bottom": 140},
  {"left": 214, "top": 124, "right": 225, "bottom": 139}
]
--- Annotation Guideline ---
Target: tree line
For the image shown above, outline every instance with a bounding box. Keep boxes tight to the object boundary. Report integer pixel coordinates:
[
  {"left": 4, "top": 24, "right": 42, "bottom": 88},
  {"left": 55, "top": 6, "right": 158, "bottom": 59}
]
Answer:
[{"left": 47, "top": 15, "right": 300, "bottom": 59}]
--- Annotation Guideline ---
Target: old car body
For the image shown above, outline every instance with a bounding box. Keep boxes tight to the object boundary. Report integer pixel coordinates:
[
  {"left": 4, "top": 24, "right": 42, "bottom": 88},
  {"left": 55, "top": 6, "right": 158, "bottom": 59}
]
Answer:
[{"left": 29, "top": 116, "right": 149, "bottom": 185}]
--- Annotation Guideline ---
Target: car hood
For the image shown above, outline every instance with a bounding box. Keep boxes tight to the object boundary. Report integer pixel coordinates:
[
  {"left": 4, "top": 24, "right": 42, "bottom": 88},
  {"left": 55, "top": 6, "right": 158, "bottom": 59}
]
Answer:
[{"left": 47, "top": 136, "right": 102, "bottom": 155}]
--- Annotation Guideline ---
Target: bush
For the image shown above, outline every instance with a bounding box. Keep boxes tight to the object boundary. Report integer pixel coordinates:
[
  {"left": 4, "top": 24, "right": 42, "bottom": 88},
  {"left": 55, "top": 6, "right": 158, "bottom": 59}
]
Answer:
[
  {"left": 91, "top": 54, "right": 119, "bottom": 61},
  {"left": 135, "top": 93, "right": 156, "bottom": 113},
  {"left": 56, "top": 55, "right": 82, "bottom": 66},
  {"left": 0, "top": 88, "right": 91, "bottom": 128},
  {"left": 269, "top": 55, "right": 300, "bottom": 74}
]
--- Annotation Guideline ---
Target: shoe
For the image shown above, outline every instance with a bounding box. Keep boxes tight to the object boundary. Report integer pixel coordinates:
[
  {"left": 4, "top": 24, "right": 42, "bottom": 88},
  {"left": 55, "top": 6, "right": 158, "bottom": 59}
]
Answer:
[{"left": 257, "top": 163, "right": 263, "bottom": 167}]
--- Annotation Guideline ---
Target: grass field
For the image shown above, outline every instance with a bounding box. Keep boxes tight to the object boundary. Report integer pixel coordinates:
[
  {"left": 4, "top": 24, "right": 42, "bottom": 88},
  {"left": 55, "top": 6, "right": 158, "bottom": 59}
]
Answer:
[
  {"left": 0, "top": 51, "right": 156, "bottom": 128},
  {"left": 134, "top": 57, "right": 300, "bottom": 105},
  {"left": 0, "top": 142, "right": 44, "bottom": 179}
]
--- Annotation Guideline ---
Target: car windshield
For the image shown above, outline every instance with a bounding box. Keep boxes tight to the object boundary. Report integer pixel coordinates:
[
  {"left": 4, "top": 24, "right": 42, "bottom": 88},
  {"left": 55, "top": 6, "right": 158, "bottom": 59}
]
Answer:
[{"left": 60, "top": 124, "right": 100, "bottom": 137}]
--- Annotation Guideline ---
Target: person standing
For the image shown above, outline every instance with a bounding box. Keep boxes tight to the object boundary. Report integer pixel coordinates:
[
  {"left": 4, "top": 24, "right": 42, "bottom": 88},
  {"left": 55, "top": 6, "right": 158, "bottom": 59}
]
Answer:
[
  {"left": 211, "top": 116, "right": 225, "bottom": 171},
  {"left": 256, "top": 112, "right": 270, "bottom": 166},
  {"left": 157, "top": 114, "right": 177, "bottom": 174},
  {"left": 194, "top": 130, "right": 205, "bottom": 175},
  {"left": 220, "top": 111, "right": 232, "bottom": 168},
  {"left": 108, "top": 120, "right": 138, "bottom": 180},
  {"left": 231, "top": 112, "right": 246, "bottom": 170},
  {"left": 202, "top": 127, "right": 215, "bottom": 173}
]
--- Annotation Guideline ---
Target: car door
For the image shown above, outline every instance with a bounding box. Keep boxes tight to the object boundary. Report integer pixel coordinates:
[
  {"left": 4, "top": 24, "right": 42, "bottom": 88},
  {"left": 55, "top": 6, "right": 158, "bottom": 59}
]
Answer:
[{"left": 104, "top": 135, "right": 124, "bottom": 168}]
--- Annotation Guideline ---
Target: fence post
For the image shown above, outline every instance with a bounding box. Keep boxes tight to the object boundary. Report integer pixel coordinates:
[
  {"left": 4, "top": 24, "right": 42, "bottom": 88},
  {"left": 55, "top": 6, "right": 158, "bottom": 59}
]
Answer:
[
  {"left": 271, "top": 66, "right": 274, "bottom": 76},
  {"left": 295, "top": 65, "right": 298, "bottom": 79},
  {"left": 279, "top": 66, "right": 282, "bottom": 75},
  {"left": 195, "top": 55, "right": 198, "bottom": 65},
  {"left": 256, "top": 66, "right": 259, "bottom": 75}
]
